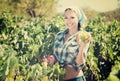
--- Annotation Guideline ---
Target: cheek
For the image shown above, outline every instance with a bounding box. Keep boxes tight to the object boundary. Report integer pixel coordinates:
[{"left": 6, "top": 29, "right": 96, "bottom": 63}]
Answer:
[
  {"left": 74, "top": 19, "right": 79, "bottom": 25},
  {"left": 75, "top": 18, "right": 79, "bottom": 23},
  {"left": 64, "top": 19, "right": 68, "bottom": 25},
  {"left": 64, "top": 19, "right": 66, "bottom": 23}
]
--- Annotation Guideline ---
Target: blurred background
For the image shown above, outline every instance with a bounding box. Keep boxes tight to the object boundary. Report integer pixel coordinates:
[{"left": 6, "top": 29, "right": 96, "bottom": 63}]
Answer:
[{"left": 0, "top": 0, "right": 120, "bottom": 21}]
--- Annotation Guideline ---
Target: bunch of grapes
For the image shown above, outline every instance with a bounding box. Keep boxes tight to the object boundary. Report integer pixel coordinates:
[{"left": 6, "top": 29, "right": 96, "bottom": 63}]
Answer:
[{"left": 77, "top": 31, "right": 92, "bottom": 44}]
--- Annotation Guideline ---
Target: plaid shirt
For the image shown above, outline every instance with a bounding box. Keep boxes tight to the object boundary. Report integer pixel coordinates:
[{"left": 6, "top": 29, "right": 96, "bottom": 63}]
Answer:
[{"left": 53, "top": 29, "right": 90, "bottom": 70}]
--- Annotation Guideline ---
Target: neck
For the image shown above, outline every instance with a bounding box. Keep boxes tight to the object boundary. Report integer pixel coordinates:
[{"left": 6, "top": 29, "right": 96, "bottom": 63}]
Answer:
[{"left": 68, "top": 29, "right": 78, "bottom": 35}]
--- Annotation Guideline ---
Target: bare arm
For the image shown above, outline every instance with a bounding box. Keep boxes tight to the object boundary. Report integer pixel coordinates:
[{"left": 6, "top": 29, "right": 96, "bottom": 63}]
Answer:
[
  {"left": 75, "top": 42, "right": 86, "bottom": 65},
  {"left": 75, "top": 31, "right": 92, "bottom": 66}
]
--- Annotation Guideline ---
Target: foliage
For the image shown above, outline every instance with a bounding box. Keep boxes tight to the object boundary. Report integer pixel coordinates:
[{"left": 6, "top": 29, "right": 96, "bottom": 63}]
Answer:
[
  {"left": 0, "top": 10, "right": 120, "bottom": 81},
  {"left": 0, "top": 10, "right": 64, "bottom": 81},
  {"left": 84, "top": 17, "right": 120, "bottom": 81},
  {"left": 0, "top": 0, "right": 57, "bottom": 18},
  {"left": 104, "top": 63, "right": 120, "bottom": 81}
]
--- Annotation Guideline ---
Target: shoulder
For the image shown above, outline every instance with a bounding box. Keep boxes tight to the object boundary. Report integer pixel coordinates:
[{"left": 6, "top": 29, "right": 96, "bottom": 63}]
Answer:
[
  {"left": 55, "top": 31, "right": 63, "bottom": 39},
  {"left": 55, "top": 29, "right": 67, "bottom": 38},
  {"left": 56, "top": 31, "right": 63, "bottom": 36}
]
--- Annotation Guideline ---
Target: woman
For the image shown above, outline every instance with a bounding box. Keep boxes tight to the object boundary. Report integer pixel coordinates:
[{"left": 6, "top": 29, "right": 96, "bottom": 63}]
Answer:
[{"left": 43, "top": 6, "right": 91, "bottom": 81}]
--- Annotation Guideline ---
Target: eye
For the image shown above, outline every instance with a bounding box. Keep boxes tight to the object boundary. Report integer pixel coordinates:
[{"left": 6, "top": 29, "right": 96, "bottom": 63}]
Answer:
[
  {"left": 64, "top": 17, "right": 68, "bottom": 19},
  {"left": 71, "top": 17, "right": 75, "bottom": 19},
  {"left": 64, "top": 17, "right": 67, "bottom": 19}
]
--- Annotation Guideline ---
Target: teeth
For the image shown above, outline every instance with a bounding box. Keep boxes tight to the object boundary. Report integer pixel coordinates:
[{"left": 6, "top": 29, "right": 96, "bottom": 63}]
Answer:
[{"left": 67, "top": 24, "right": 72, "bottom": 26}]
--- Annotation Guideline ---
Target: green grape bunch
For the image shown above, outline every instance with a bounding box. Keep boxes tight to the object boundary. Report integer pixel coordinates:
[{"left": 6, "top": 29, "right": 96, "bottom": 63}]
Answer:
[{"left": 77, "top": 31, "right": 92, "bottom": 44}]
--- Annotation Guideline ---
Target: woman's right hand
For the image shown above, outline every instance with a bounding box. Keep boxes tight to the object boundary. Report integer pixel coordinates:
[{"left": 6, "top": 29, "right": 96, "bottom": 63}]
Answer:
[
  {"left": 42, "top": 55, "right": 56, "bottom": 66},
  {"left": 42, "top": 56, "right": 48, "bottom": 63}
]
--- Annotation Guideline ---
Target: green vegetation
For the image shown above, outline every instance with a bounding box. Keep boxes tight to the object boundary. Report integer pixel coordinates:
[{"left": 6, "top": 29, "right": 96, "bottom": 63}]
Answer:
[
  {"left": 0, "top": 10, "right": 65, "bottom": 81},
  {"left": 0, "top": 9, "right": 120, "bottom": 81},
  {"left": 84, "top": 17, "right": 120, "bottom": 81},
  {"left": 0, "top": 0, "right": 57, "bottom": 19}
]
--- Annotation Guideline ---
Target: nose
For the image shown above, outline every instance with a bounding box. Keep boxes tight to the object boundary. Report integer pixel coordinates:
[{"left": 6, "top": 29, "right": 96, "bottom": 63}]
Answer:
[{"left": 66, "top": 18, "right": 72, "bottom": 23}]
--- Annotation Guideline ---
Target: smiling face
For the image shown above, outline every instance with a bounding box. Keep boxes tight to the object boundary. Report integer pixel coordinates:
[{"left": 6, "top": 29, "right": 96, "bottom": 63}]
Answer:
[{"left": 64, "top": 9, "right": 79, "bottom": 31}]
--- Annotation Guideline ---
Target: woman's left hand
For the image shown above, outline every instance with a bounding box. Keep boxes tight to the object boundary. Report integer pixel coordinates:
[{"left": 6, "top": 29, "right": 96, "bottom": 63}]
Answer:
[{"left": 77, "top": 31, "right": 92, "bottom": 44}]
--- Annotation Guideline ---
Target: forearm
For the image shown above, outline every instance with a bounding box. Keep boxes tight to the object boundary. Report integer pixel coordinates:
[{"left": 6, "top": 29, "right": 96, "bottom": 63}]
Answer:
[{"left": 75, "top": 43, "right": 86, "bottom": 65}]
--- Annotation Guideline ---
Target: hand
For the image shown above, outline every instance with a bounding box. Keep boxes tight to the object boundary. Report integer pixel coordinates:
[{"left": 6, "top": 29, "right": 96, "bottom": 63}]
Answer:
[
  {"left": 42, "top": 55, "right": 56, "bottom": 66},
  {"left": 77, "top": 31, "right": 92, "bottom": 44},
  {"left": 42, "top": 56, "right": 48, "bottom": 63}
]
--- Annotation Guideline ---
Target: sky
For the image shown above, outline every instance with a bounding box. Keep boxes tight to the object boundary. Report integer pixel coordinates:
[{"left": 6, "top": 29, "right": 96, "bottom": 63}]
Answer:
[{"left": 57, "top": 0, "right": 119, "bottom": 13}]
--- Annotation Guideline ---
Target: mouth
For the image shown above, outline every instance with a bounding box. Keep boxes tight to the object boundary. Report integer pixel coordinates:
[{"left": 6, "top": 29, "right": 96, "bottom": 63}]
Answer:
[{"left": 67, "top": 23, "right": 73, "bottom": 28}]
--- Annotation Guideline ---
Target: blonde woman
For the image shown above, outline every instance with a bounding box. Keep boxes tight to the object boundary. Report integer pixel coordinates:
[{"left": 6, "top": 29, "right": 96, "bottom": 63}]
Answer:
[{"left": 43, "top": 6, "right": 91, "bottom": 81}]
